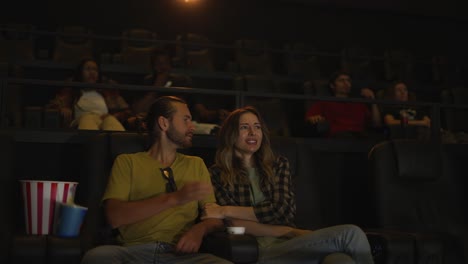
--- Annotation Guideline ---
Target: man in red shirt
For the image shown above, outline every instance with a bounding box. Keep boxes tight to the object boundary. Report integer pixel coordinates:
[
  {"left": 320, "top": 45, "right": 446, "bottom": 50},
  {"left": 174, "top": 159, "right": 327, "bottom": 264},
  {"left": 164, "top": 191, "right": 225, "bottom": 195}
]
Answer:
[{"left": 305, "top": 71, "right": 381, "bottom": 137}]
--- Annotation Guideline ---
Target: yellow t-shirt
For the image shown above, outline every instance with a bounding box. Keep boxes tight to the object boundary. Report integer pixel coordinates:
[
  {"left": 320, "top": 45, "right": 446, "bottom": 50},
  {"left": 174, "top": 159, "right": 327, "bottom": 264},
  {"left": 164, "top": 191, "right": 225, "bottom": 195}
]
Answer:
[{"left": 102, "top": 151, "right": 215, "bottom": 246}]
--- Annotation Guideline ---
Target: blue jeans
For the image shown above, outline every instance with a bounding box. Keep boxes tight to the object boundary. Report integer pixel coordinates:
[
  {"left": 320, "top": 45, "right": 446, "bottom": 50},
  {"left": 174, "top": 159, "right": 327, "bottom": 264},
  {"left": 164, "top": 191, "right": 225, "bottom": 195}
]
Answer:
[
  {"left": 80, "top": 241, "right": 233, "bottom": 264},
  {"left": 257, "top": 224, "right": 374, "bottom": 264}
]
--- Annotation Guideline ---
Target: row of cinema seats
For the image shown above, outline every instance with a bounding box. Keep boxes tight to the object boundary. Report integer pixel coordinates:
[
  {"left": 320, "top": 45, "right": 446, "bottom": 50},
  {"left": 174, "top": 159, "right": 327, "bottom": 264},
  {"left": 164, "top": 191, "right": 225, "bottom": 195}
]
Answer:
[
  {"left": 0, "top": 132, "right": 258, "bottom": 264},
  {"left": 1, "top": 131, "right": 467, "bottom": 263},
  {"left": 2, "top": 24, "right": 463, "bottom": 85}
]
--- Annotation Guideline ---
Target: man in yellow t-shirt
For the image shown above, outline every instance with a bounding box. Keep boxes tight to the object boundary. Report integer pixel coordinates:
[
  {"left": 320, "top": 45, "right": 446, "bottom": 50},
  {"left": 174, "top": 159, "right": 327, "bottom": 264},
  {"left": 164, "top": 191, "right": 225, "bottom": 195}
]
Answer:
[{"left": 81, "top": 96, "right": 231, "bottom": 264}]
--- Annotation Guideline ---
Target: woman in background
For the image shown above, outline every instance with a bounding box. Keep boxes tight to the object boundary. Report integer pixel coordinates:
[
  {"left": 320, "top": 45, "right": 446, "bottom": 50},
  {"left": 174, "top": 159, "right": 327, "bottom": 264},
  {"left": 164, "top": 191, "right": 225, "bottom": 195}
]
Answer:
[
  {"left": 47, "top": 58, "right": 126, "bottom": 131},
  {"left": 382, "top": 81, "right": 430, "bottom": 128}
]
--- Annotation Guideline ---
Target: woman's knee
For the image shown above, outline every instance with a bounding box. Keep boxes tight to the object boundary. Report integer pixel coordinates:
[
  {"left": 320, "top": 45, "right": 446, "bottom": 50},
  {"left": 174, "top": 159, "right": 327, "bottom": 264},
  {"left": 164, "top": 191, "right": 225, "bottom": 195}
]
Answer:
[
  {"left": 101, "top": 115, "right": 125, "bottom": 131},
  {"left": 338, "top": 224, "right": 366, "bottom": 238},
  {"left": 77, "top": 113, "right": 101, "bottom": 130}
]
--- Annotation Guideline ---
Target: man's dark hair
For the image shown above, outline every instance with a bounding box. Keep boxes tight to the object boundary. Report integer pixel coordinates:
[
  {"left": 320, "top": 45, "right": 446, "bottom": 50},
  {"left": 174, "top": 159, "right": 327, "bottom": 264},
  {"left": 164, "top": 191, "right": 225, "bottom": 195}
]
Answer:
[{"left": 146, "top": 96, "right": 187, "bottom": 145}]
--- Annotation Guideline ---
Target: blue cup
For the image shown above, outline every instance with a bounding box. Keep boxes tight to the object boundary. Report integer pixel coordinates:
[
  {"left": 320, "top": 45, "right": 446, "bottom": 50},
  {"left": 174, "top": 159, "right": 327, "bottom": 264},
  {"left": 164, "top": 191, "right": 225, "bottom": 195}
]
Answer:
[{"left": 54, "top": 202, "right": 88, "bottom": 238}]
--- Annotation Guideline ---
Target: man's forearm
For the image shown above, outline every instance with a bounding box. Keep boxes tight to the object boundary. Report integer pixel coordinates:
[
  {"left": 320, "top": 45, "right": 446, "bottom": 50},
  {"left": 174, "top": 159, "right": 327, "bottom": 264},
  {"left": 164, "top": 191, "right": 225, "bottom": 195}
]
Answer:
[
  {"left": 194, "top": 218, "right": 225, "bottom": 236},
  {"left": 370, "top": 104, "right": 382, "bottom": 127}
]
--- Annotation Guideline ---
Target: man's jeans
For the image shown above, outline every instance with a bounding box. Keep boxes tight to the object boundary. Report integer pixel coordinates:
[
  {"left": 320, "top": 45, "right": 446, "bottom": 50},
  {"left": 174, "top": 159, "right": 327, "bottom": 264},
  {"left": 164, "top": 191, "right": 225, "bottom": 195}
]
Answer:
[{"left": 80, "top": 241, "right": 232, "bottom": 264}]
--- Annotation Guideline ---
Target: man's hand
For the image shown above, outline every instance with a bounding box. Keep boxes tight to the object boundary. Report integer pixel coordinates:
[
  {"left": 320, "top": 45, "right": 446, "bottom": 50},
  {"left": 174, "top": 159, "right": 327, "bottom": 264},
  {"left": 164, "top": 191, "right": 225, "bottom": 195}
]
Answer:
[
  {"left": 306, "top": 115, "right": 325, "bottom": 124},
  {"left": 218, "top": 109, "right": 230, "bottom": 122},
  {"left": 175, "top": 218, "right": 223, "bottom": 254},
  {"left": 360, "top": 88, "right": 375, "bottom": 99},
  {"left": 175, "top": 224, "right": 205, "bottom": 253},
  {"left": 173, "top": 182, "right": 213, "bottom": 205},
  {"left": 100, "top": 114, "right": 110, "bottom": 120}
]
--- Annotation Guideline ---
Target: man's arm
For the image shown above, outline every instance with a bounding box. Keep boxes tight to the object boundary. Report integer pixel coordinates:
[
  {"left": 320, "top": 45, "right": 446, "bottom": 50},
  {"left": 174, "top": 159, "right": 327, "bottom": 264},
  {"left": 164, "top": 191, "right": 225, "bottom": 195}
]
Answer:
[
  {"left": 106, "top": 181, "right": 213, "bottom": 228},
  {"left": 370, "top": 103, "right": 382, "bottom": 127},
  {"left": 175, "top": 218, "right": 225, "bottom": 253},
  {"left": 361, "top": 88, "right": 382, "bottom": 127}
]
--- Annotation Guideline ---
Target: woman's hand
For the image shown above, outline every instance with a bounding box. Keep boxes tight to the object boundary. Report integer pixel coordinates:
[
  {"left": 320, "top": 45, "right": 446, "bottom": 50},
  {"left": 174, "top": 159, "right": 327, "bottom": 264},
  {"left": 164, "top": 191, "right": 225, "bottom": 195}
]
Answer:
[
  {"left": 283, "top": 228, "right": 313, "bottom": 238},
  {"left": 60, "top": 107, "right": 73, "bottom": 123},
  {"left": 201, "top": 203, "right": 226, "bottom": 219}
]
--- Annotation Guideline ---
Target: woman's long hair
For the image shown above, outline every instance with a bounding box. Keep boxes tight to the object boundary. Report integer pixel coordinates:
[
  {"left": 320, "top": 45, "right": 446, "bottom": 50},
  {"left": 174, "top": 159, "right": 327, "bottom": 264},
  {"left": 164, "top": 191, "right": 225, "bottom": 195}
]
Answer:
[{"left": 214, "top": 106, "right": 276, "bottom": 187}]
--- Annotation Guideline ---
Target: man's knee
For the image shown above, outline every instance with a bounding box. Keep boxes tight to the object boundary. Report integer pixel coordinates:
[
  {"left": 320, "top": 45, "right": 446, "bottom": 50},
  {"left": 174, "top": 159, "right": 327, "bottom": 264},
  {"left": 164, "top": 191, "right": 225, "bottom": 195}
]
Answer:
[{"left": 81, "top": 245, "right": 124, "bottom": 264}]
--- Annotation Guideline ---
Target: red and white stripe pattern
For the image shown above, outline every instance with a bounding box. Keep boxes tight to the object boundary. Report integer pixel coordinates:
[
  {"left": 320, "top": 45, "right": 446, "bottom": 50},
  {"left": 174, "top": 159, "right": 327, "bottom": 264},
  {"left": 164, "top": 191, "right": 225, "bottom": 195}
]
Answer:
[{"left": 21, "top": 180, "right": 78, "bottom": 235}]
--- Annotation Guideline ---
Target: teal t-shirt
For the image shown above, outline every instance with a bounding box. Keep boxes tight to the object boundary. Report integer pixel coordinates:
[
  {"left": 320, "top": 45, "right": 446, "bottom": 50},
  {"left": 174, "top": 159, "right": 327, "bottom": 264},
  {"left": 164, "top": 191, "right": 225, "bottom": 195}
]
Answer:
[
  {"left": 247, "top": 168, "right": 287, "bottom": 248},
  {"left": 247, "top": 167, "right": 265, "bottom": 205}
]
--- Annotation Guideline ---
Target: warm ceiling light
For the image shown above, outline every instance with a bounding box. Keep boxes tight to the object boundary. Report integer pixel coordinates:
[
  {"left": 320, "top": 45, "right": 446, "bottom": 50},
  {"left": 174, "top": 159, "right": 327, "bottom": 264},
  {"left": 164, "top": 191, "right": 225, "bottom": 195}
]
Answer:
[{"left": 177, "top": 0, "right": 200, "bottom": 5}]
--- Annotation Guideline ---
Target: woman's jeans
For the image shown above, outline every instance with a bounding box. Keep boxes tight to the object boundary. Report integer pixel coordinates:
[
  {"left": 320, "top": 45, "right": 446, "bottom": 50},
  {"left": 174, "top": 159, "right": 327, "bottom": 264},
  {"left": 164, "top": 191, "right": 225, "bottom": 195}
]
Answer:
[
  {"left": 257, "top": 224, "right": 374, "bottom": 264},
  {"left": 81, "top": 225, "right": 373, "bottom": 264}
]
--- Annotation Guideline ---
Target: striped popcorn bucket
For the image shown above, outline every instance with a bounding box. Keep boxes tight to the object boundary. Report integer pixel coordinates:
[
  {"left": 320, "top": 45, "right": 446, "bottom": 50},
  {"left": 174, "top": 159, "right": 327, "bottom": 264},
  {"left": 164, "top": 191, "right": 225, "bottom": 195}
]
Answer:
[{"left": 20, "top": 180, "right": 78, "bottom": 235}]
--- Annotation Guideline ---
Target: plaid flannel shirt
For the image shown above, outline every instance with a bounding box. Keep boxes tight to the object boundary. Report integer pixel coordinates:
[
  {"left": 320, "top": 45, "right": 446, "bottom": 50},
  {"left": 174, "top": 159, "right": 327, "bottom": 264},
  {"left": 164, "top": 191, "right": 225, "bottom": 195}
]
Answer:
[{"left": 209, "top": 156, "right": 296, "bottom": 227}]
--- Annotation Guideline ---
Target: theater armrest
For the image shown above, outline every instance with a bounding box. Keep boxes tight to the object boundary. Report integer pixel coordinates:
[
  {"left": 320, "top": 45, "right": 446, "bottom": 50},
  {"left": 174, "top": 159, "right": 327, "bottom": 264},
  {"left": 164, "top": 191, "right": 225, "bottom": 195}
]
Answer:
[
  {"left": 365, "top": 230, "right": 415, "bottom": 264},
  {"left": 47, "top": 236, "right": 82, "bottom": 264},
  {"left": 201, "top": 231, "right": 259, "bottom": 264},
  {"left": 11, "top": 235, "right": 48, "bottom": 264}
]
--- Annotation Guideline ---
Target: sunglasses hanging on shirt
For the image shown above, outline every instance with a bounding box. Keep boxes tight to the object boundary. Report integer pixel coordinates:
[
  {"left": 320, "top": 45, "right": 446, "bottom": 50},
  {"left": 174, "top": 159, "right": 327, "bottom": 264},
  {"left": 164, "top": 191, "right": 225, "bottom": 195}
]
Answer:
[{"left": 160, "top": 167, "right": 177, "bottom": 193}]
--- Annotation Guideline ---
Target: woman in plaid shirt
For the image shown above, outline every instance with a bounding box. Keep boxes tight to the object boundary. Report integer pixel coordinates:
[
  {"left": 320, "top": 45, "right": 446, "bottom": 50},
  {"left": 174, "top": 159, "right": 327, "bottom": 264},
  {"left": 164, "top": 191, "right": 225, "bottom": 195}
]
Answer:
[{"left": 203, "top": 106, "right": 374, "bottom": 264}]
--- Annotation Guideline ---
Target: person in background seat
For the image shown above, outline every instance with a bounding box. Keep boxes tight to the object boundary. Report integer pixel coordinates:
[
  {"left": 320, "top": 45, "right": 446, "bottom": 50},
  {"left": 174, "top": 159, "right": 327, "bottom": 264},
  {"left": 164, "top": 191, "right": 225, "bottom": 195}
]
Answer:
[
  {"left": 46, "top": 58, "right": 127, "bottom": 131},
  {"left": 131, "top": 48, "right": 230, "bottom": 127},
  {"left": 381, "top": 80, "right": 431, "bottom": 140},
  {"left": 382, "top": 81, "right": 430, "bottom": 127},
  {"left": 305, "top": 70, "right": 381, "bottom": 138}
]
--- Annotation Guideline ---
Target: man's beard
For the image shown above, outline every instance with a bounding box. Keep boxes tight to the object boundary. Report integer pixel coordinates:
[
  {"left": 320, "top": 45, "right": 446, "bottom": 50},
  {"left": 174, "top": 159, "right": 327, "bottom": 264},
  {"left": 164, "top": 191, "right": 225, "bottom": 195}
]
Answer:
[{"left": 167, "top": 126, "right": 192, "bottom": 148}]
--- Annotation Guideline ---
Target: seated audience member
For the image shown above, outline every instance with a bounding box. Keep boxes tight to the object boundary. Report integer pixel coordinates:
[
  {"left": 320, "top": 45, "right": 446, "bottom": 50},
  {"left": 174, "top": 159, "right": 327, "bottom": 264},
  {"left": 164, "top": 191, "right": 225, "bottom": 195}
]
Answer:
[
  {"left": 132, "top": 48, "right": 192, "bottom": 115},
  {"left": 382, "top": 81, "right": 430, "bottom": 127},
  {"left": 81, "top": 96, "right": 231, "bottom": 264},
  {"left": 132, "top": 48, "right": 230, "bottom": 125},
  {"left": 382, "top": 81, "right": 431, "bottom": 139},
  {"left": 305, "top": 71, "right": 381, "bottom": 138},
  {"left": 204, "top": 106, "right": 375, "bottom": 264},
  {"left": 47, "top": 58, "right": 126, "bottom": 131},
  {"left": 101, "top": 89, "right": 134, "bottom": 128}
]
